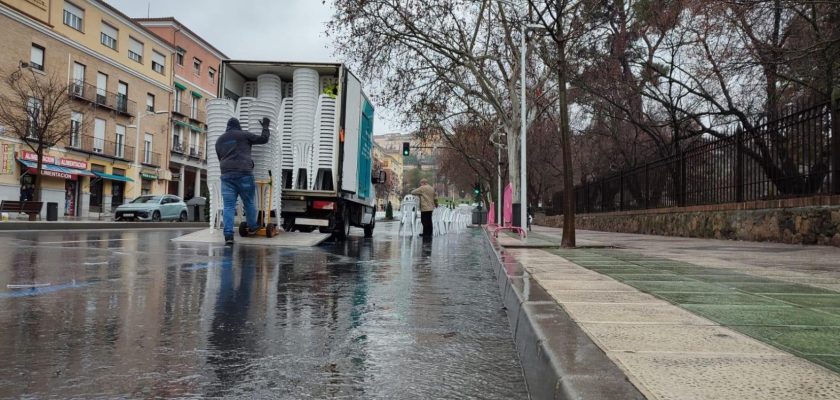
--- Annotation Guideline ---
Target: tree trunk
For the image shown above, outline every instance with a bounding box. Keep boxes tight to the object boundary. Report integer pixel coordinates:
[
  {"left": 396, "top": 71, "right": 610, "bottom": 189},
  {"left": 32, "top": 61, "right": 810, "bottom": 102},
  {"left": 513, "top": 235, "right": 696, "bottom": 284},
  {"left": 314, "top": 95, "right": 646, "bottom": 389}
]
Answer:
[
  {"left": 34, "top": 147, "right": 43, "bottom": 202},
  {"left": 556, "top": 6, "right": 575, "bottom": 248}
]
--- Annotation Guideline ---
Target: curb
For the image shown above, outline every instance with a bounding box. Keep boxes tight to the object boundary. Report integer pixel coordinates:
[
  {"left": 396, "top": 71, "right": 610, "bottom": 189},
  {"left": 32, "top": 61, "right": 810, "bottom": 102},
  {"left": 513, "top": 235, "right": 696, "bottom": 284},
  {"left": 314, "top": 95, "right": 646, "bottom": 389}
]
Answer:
[
  {"left": 482, "top": 229, "right": 645, "bottom": 400},
  {"left": 0, "top": 222, "right": 207, "bottom": 231}
]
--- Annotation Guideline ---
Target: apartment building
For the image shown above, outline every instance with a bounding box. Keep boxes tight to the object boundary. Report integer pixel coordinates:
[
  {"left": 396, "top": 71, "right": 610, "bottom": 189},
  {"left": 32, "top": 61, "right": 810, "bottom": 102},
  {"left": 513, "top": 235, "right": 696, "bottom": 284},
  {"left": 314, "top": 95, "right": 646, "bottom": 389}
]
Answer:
[
  {"left": 135, "top": 17, "right": 226, "bottom": 201},
  {"left": 372, "top": 141, "right": 404, "bottom": 209},
  {"left": 0, "top": 0, "right": 174, "bottom": 218}
]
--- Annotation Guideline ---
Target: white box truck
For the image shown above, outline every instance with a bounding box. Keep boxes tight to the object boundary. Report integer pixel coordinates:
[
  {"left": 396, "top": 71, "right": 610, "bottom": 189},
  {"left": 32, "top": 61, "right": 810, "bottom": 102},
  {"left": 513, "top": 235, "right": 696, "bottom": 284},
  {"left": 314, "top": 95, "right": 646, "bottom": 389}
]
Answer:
[{"left": 218, "top": 60, "right": 382, "bottom": 238}]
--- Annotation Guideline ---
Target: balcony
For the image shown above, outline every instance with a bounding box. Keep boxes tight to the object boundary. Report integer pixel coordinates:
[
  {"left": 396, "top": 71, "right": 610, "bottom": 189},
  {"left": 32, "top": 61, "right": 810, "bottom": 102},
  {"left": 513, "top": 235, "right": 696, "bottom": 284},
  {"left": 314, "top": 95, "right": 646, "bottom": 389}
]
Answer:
[
  {"left": 172, "top": 100, "right": 189, "bottom": 117},
  {"left": 68, "top": 133, "right": 135, "bottom": 162},
  {"left": 172, "top": 140, "right": 186, "bottom": 154},
  {"left": 188, "top": 146, "right": 204, "bottom": 160},
  {"left": 69, "top": 80, "right": 136, "bottom": 117},
  {"left": 142, "top": 151, "right": 162, "bottom": 167},
  {"left": 189, "top": 108, "right": 206, "bottom": 123}
]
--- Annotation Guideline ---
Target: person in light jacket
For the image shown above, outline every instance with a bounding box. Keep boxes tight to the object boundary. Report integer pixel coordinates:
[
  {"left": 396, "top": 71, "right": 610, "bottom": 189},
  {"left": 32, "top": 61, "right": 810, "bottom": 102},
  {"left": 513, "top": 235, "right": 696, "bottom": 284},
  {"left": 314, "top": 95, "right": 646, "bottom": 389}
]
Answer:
[{"left": 411, "top": 179, "right": 437, "bottom": 237}]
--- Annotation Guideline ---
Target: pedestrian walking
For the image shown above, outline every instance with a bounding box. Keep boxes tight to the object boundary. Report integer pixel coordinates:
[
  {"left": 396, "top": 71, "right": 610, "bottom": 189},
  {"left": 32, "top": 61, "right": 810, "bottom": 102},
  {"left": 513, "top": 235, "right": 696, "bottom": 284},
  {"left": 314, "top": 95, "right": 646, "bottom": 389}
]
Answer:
[
  {"left": 411, "top": 178, "right": 436, "bottom": 237},
  {"left": 215, "top": 117, "right": 271, "bottom": 245}
]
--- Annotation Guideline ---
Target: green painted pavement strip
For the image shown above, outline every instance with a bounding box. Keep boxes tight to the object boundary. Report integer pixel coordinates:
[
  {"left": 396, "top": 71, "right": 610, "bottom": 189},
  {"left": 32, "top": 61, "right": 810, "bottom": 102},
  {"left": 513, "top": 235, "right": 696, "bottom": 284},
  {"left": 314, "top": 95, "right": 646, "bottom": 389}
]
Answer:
[
  {"left": 654, "top": 292, "right": 779, "bottom": 305},
  {"left": 683, "top": 304, "right": 840, "bottom": 326},
  {"left": 725, "top": 282, "right": 837, "bottom": 295},
  {"left": 543, "top": 248, "right": 840, "bottom": 372},
  {"left": 623, "top": 281, "right": 733, "bottom": 293}
]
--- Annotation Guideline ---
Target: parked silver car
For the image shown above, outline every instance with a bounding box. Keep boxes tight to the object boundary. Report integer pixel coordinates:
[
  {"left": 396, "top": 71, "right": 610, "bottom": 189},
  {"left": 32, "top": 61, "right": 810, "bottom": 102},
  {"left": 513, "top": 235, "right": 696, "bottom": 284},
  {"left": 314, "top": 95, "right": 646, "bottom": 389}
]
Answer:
[{"left": 114, "top": 195, "right": 188, "bottom": 222}]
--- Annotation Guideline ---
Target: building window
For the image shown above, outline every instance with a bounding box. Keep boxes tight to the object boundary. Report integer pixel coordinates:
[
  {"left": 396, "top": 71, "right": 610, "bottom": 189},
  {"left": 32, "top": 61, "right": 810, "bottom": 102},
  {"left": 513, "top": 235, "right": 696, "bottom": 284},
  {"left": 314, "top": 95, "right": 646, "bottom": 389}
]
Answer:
[
  {"left": 63, "top": 2, "right": 84, "bottom": 32},
  {"left": 144, "top": 133, "right": 153, "bottom": 164},
  {"left": 190, "top": 130, "right": 200, "bottom": 156},
  {"left": 173, "top": 125, "right": 183, "bottom": 152},
  {"left": 115, "top": 124, "right": 125, "bottom": 159},
  {"left": 70, "top": 112, "right": 82, "bottom": 147},
  {"left": 93, "top": 118, "right": 105, "bottom": 153},
  {"left": 30, "top": 44, "right": 45, "bottom": 71},
  {"left": 191, "top": 96, "right": 199, "bottom": 119},
  {"left": 100, "top": 22, "right": 118, "bottom": 50},
  {"left": 152, "top": 50, "right": 165, "bottom": 74},
  {"left": 128, "top": 37, "right": 143, "bottom": 64},
  {"left": 193, "top": 57, "right": 201, "bottom": 75},
  {"left": 208, "top": 67, "right": 216, "bottom": 84},
  {"left": 96, "top": 72, "right": 107, "bottom": 104},
  {"left": 174, "top": 88, "right": 183, "bottom": 113},
  {"left": 117, "top": 81, "right": 128, "bottom": 113},
  {"left": 26, "top": 97, "right": 41, "bottom": 138},
  {"left": 176, "top": 47, "right": 185, "bottom": 66},
  {"left": 146, "top": 93, "right": 155, "bottom": 112}
]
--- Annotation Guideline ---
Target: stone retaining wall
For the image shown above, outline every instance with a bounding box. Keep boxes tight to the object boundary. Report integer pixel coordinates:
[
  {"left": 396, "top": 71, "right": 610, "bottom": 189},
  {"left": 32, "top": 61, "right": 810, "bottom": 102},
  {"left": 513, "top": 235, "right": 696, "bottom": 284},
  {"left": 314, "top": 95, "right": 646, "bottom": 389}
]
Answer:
[{"left": 537, "top": 203, "right": 840, "bottom": 247}]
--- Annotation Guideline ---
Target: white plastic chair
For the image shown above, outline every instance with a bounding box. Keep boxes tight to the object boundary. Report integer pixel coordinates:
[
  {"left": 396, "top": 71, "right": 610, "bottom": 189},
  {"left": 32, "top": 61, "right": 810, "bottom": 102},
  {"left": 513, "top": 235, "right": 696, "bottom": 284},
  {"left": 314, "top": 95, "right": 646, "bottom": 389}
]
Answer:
[{"left": 399, "top": 195, "right": 420, "bottom": 237}]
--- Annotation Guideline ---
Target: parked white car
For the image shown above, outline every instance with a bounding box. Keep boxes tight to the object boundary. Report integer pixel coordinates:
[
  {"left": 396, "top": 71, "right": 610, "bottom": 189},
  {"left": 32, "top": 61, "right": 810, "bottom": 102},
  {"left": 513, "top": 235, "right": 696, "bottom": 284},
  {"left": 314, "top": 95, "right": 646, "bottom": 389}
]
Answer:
[{"left": 114, "top": 195, "right": 188, "bottom": 222}]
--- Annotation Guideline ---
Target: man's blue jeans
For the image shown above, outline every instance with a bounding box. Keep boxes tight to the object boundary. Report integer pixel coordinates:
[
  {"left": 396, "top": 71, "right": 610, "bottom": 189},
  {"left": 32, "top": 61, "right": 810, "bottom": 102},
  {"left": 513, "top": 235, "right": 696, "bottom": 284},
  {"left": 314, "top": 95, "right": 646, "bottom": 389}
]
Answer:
[{"left": 221, "top": 173, "right": 258, "bottom": 238}]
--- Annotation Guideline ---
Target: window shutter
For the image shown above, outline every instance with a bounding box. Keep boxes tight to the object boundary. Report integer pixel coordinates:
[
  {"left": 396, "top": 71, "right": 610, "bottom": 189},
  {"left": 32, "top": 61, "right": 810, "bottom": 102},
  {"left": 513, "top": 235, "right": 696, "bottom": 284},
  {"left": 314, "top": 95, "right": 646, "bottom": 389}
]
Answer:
[
  {"left": 64, "top": 2, "right": 83, "bottom": 17},
  {"left": 101, "top": 23, "right": 117, "bottom": 38},
  {"left": 152, "top": 51, "right": 165, "bottom": 65},
  {"left": 129, "top": 37, "right": 143, "bottom": 54}
]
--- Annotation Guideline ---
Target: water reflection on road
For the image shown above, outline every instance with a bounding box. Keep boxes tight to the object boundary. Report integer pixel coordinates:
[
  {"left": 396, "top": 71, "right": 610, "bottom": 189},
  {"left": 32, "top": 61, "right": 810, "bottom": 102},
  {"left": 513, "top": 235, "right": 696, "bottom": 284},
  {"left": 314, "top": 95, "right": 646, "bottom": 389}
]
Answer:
[{"left": 0, "top": 222, "right": 527, "bottom": 398}]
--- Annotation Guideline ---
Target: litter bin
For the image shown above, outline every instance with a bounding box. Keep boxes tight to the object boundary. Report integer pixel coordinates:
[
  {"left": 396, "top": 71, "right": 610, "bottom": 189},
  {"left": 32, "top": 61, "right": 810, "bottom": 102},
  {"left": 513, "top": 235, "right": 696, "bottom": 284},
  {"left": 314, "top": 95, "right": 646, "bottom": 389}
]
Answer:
[
  {"left": 186, "top": 197, "right": 207, "bottom": 222},
  {"left": 46, "top": 202, "right": 58, "bottom": 221},
  {"left": 472, "top": 210, "right": 487, "bottom": 225}
]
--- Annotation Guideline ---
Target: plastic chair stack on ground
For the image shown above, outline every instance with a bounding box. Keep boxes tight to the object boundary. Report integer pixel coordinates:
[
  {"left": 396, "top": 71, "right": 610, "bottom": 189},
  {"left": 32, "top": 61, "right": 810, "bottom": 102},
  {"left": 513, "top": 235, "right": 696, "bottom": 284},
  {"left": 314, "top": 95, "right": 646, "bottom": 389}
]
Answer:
[
  {"left": 399, "top": 195, "right": 420, "bottom": 237},
  {"left": 493, "top": 184, "right": 527, "bottom": 238}
]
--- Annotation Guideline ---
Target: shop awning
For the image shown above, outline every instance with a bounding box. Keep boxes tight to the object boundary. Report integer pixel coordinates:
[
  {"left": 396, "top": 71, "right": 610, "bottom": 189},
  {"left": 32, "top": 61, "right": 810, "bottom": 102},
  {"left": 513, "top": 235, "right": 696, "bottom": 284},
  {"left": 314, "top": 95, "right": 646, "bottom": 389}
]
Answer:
[
  {"left": 174, "top": 82, "right": 187, "bottom": 91},
  {"left": 189, "top": 124, "right": 205, "bottom": 132},
  {"left": 191, "top": 91, "right": 203, "bottom": 99},
  {"left": 18, "top": 159, "right": 95, "bottom": 181},
  {"left": 93, "top": 171, "right": 134, "bottom": 182},
  {"left": 174, "top": 120, "right": 191, "bottom": 128}
]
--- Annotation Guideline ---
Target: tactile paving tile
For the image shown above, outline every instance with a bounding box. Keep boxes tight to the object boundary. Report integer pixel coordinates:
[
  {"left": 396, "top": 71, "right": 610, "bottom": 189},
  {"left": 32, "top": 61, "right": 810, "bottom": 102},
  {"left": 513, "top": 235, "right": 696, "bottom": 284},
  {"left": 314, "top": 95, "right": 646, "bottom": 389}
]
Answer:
[
  {"left": 581, "top": 323, "right": 782, "bottom": 354},
  {"left": 562, "top": 303, "right": 714, "bottom": 325},
  {"left": 614, "top": 352, "right": 840, "bottom": 400}
]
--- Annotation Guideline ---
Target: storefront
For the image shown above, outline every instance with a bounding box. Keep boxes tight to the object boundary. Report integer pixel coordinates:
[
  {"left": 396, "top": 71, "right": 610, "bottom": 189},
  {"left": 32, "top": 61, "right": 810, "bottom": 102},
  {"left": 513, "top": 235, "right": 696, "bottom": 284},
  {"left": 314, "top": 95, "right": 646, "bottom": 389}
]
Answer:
[
  {"left": 16, "top": 150, "right": 94, "bottom": 217},
  {"left": 140, "top": 171, "right": 158, "bottom": 196},
  {"left": 91, "top": 168, "right": 134, "bottom": 210}
]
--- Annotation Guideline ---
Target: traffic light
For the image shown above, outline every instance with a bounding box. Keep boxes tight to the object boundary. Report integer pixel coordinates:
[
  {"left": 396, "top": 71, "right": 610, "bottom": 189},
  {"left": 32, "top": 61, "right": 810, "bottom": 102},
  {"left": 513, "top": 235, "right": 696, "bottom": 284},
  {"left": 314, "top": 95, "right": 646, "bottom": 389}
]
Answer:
[
  {"left": 402, "top": 142, "right": 410, "bottom": 156},
  {"left": 473, "top": 182, "right": 481, "bottom": 196}
]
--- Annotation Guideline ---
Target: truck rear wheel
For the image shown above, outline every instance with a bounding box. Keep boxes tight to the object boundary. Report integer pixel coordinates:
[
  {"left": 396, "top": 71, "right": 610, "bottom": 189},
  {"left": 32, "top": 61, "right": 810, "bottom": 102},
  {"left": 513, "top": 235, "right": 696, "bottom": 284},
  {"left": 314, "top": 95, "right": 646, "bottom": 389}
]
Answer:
[{"left": 363, "top": 219, "right": 375, "bottom": 238}]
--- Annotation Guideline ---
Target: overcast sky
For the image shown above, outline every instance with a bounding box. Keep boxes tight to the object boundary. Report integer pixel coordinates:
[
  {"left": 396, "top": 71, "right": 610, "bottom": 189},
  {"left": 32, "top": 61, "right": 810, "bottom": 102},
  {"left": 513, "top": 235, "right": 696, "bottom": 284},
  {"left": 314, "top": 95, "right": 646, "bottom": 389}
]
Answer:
[{"left": 105, "top": 0, "right": 402, "bottom": 135}]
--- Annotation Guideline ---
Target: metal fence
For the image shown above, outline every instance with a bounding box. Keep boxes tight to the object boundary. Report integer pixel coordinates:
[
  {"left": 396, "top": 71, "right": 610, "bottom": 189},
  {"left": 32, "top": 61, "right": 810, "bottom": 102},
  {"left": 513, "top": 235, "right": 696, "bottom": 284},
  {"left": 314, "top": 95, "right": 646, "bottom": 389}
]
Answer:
[{"left": 553, "top": 101, "right": 839, "bottom": 214}]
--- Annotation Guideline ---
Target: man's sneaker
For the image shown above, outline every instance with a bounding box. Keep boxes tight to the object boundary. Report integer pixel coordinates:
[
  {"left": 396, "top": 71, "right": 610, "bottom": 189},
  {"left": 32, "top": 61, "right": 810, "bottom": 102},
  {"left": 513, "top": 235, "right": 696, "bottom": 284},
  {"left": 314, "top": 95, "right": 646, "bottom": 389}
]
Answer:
[{"left": 224, "top": 236, "right": 234, "bottom": 246}]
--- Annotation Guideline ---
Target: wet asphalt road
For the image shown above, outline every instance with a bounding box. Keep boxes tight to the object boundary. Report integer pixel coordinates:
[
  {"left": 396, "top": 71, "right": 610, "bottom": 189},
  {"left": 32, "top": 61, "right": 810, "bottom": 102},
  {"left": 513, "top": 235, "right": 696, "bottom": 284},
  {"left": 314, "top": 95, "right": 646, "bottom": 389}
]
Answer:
[{"left": 0, "top": 221, "right": 527, "bottom": 399}]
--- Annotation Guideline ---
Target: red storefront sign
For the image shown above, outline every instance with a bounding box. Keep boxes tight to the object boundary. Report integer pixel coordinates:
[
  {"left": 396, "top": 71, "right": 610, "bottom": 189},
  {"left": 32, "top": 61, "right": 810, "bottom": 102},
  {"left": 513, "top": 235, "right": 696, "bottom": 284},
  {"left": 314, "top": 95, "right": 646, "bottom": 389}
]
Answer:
[{"left": 20, "top": 150, "right": 88, "bottom": 170}]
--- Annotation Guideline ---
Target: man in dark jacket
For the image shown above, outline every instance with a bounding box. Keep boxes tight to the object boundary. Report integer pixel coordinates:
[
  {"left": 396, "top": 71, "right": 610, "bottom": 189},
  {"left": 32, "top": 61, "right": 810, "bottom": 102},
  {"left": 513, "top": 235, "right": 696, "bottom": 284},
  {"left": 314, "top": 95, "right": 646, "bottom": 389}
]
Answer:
[{"left": 215, "top": 117, "right": 270, "bottom": 244}]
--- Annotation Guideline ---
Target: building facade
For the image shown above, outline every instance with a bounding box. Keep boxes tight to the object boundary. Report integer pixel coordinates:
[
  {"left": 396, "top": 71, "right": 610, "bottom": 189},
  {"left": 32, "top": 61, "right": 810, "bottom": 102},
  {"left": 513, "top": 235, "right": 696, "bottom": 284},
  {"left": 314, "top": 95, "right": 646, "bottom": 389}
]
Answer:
[
  {"left": 135, "top": 17, "right": 226, "bottom": 201},
  {"left": 0, "top": 0, "right": 174, "bottom": 218},
  {"left": 372, "top": 141, "right": 403, "bottom": 210}
]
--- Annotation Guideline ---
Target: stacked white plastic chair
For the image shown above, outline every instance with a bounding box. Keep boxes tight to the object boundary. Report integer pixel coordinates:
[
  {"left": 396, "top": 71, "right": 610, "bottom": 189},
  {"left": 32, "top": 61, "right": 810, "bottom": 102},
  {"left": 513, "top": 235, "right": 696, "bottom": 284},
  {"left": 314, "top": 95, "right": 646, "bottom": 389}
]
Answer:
[
  {"left": 243, "top": 81, "right": 258, "bottom": 98},
  {"left": 278, "top": 97, "right": 294, "bottom": 187},
  {"left": 309, "top": 94, "right": 337, "bottom": 190},
  {"left": 246, "top": 99, "right": 278, "bottom": 182},
  {"left": 291, "top": 68, "right": 319, "bottom": 189},
  {"left": 206, "top": 98, "right": 235, "bottom": 230},
  {"left": 399, "top": 195, "right": 420, "bottom": 237},
  {"left": 432, "top": 207, "right": 443, "bottom": 236}
]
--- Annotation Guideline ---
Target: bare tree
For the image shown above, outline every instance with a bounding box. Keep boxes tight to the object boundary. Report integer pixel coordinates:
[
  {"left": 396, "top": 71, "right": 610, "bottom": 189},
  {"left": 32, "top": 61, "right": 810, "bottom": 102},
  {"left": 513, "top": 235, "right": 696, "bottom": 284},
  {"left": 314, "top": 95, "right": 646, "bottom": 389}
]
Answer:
[
  {"left": 526, "top": 0, "right": 598, "bottom": 247},
  {"left": 0, "top": 68, "right": 82, "bottom": 201},
  {"left": 328, "top": 0, "right": 556, "bottom": 203}
]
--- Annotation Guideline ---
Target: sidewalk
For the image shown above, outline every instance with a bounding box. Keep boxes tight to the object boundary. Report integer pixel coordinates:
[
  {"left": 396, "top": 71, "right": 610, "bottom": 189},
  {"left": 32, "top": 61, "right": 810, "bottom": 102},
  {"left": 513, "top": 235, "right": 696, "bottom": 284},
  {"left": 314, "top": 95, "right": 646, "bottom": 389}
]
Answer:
[{"left": 495, "top": 227, "right": 840, "bottom": 399}]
